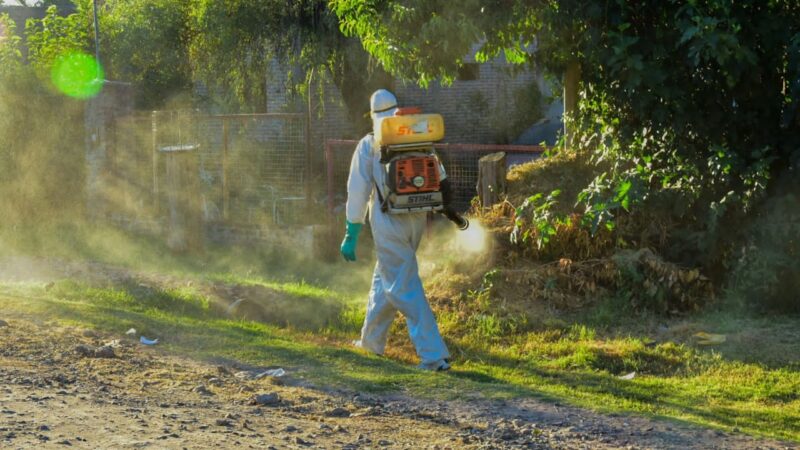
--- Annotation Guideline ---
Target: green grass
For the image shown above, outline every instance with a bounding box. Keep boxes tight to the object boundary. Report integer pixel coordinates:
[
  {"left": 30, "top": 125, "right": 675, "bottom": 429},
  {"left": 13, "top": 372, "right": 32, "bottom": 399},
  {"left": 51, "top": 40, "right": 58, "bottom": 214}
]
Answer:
[
  {"left": 0, "top": 223, "right": 798, "bottom": 442},
  {"left": 1, "top": 278, "right": 798, "bottom": 442}
]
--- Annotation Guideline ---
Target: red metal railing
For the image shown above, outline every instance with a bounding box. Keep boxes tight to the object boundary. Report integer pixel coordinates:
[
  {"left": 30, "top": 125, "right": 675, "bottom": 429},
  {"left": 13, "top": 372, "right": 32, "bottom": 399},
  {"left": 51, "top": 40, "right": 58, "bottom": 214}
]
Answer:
[{"left": 325, "top": 139, "right": 546, "bottom": 217}]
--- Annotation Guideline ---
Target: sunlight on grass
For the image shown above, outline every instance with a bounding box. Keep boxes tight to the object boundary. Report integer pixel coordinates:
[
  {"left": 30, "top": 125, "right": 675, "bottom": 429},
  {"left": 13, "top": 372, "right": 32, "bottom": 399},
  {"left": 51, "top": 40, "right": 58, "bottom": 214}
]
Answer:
[{"left": 0, "top": 280, "right": 798, "bottom": 442}]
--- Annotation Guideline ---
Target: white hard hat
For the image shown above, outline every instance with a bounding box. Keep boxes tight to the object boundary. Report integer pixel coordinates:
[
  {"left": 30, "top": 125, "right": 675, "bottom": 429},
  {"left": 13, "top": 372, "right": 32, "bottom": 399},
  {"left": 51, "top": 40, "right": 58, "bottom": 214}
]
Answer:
[{"left": 370, "top": 89, "right": 398, "bottom": 120}]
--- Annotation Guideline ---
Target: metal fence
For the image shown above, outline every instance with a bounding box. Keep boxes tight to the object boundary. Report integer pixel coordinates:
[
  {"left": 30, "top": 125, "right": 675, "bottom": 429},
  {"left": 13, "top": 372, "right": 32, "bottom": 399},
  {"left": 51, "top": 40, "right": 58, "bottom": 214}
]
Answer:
[
  {"left": 325, "top": 139, "right": 545, "bottom": 216},
  {"left": 105, "top": 111, "right": 309, "bottom": 233}
]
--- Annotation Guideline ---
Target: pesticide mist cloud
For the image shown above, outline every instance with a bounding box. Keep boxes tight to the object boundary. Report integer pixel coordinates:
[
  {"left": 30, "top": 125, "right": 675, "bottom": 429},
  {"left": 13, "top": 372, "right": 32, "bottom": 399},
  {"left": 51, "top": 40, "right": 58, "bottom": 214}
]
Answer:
[
  {"left": 454, "top": 220, "right": 489, "bottom": 254},
  {"left": 417, "top": 217, "right": 494, "bottom": 281}
]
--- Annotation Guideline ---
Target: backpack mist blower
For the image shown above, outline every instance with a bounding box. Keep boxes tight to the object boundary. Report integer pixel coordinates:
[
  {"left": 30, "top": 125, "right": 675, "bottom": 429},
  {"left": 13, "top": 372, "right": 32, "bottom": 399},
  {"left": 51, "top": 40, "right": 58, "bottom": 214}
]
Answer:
[{"left": 374, "top": 108, "right": 469, "bottom": 230}]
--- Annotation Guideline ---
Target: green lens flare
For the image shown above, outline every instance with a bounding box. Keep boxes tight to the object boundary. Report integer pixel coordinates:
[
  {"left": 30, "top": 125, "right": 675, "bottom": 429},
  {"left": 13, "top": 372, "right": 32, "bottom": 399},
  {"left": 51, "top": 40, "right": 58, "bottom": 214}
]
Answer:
[{"left": 51, "top": 51, "right": 104, "bottom": 99}]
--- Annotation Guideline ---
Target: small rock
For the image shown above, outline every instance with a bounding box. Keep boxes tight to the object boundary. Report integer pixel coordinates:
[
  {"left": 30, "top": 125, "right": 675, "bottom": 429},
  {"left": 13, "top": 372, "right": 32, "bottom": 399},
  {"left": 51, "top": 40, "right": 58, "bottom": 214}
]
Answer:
[
  {"left": 295, "top": 437, "right": 313, "bottom": 446},
  {"left": 93, "top": 346, "right": 116, "bottom": 359},
  {"left": 268, "top": 376, "right": 286, "bottom": 386},
  {"left": 325, "top": 407, "right": 351, "bottom": 418},
  {"left": 82, "top": 329, "right": 98, "bottom": 338},
  {"left": 378, "top": 439, "right": 392, "bottom": 446},
  {"left": 215, "top": 419, "right": 233, "bottom": 427},
  {"left": 38, "top": 425, "right": 50, "bottom": 432},
  {"left": 56, "top": 440, "right": 72, "bottom": 446},
  {"left": 192, "top": 385, "right": 213, "bottom": 396},
  {"left": 0, "top": 320, "right": 8, "bottom": 328},
  {"left": 74, "top": 344, "right": 115, "bottom": 359},
  {"left": 283, "top": 425, "right": 298, "bottom": 433},
  {"left": 74, "top": 345, "right": 95, "bottom": 357},
  {"left": 250, "top": 393, "right": 280, "bottom": 406}
]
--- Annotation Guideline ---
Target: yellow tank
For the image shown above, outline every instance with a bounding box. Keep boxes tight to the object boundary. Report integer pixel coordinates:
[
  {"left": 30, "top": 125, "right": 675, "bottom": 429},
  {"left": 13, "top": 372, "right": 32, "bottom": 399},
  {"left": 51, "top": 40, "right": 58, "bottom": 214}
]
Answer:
[{"left": 374, "top": 114, "right": 445, "bottom": 146}]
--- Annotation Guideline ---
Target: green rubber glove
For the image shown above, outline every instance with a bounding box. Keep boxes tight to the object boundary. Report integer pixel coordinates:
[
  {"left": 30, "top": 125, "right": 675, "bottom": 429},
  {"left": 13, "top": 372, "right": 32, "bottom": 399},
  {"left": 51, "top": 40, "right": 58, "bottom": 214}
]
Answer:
[{"left": 340, "top": 221, "right": 363, "bottom": 262}]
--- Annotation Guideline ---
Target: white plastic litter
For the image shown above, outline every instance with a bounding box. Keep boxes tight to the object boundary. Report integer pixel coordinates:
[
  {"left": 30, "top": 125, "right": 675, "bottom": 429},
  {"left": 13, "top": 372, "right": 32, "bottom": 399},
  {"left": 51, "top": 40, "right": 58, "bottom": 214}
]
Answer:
[
  {"left": 125, "top": 328, "right": 137, "bottom": 336},
  {"left": 139, "top": 336, "right": 159, "bottom": 345},
  {"left": 104, "top": 339, "right": 122, "bottom": 348},
  {"left": 234, "top": 368, "right": 285, "bottom": 380},
  {"left": 619, "top": 371, "right": 636, "bottom": 380},
  {"left": 225, "top": 298, "right": 245, "bottom": 315}
]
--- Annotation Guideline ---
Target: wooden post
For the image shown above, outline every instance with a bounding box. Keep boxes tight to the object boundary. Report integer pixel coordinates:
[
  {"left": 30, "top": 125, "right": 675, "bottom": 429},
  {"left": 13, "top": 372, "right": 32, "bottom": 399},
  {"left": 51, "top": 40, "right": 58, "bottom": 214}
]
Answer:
[
  {"left": 152, "top": 111, "right": 159, "bottom": 214},
  {"left": 477, "top": 152, "right": 507, "bottom": 208},
  {"left": 563, "top": 61, "right": 581, "bottom": 150},
  {"left": 305, "top": 75, "right": 313, "bottom": 213},
  {"left": 162, "top": 145, "right": 202, "bottom": 253},
  {"left": 222, "top": 119, "right": 229, "bottom": 221}
]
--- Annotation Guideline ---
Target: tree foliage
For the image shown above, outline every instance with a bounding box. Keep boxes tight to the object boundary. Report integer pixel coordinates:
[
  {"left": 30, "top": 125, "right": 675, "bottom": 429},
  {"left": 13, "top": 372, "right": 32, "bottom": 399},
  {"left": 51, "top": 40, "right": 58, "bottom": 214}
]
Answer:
[
  {"left": 13, "top": 0, "right": 391, "bottom": 115},
  {"left": 334, "top": 0, "right": 800, "bottom": 264},
  {"left": 0, "top": 11, "right": 85, "bottom": 224},
  {"left": 101, "top": 0, "right": 192, "bottom": 108},
  {"left": 0, "top": 13, "right": 23, "bottom": 75},
  {"left": 25, "top": 4, "right": 90, "bottom": 74},
  {"left": 187, "top": 0, "right": 390, "bottom": 121}
]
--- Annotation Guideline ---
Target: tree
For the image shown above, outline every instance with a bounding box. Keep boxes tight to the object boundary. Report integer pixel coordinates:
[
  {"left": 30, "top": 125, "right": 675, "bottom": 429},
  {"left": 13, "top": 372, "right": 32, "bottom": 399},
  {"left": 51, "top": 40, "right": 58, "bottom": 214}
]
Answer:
[
  {"left": 25, "top": 4, "right": 89, "bottom": 73},
  {"left": 334, "top": 1, "right": 800, "bottom": 258},
  {"left": 101, "top": 0, "right": 193, "bottom": 109},
  {"left": 188, "top": 0, "right": 391, "bottom": 125},
  {"left": 0, "top": 9, "right": 86, "bottom": 224},
  {"left": 0, "top": 12, "right": 23, "bottom": 75}
]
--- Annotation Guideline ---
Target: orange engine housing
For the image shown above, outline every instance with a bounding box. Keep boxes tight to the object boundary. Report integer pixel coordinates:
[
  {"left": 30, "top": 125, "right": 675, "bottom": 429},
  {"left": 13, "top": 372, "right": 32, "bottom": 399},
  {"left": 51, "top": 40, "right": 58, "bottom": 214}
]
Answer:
[{"left": 391, "top": 156, "right": 441, "bottom": 194}]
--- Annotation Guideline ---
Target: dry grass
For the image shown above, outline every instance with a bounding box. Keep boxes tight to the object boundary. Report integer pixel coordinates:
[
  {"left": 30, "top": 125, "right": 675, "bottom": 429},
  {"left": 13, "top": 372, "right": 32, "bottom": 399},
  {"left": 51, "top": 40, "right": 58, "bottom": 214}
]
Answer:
[{"left": 504, "top": 149, "right": 597, "bottom": 213}]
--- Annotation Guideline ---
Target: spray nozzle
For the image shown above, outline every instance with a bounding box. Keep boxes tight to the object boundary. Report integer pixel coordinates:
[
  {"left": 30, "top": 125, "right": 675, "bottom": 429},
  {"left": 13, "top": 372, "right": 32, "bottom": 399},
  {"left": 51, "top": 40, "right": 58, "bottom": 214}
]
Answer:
[{"left": 442, "top": 208, "right": 469, "bottom": 230}]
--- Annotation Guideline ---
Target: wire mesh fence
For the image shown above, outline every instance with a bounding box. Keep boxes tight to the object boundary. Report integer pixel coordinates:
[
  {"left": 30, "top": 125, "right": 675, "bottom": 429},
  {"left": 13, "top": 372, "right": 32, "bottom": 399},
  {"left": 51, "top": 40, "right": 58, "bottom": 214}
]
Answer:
[
  {"left": 103, "top": 111, "right": 309, "bottom": 235},
  {"left": 107, "top": 113, "right": 157, "bottom": 225},
  {"left": 325, "top": 139, "right": 545, "bottom": 216}
]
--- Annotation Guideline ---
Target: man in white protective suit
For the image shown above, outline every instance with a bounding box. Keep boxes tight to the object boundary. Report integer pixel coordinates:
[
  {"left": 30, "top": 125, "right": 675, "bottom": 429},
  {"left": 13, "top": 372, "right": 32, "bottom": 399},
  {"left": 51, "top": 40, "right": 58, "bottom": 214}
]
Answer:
[{"left": 339, "top": 89, "right": 451, "bottom": 371}]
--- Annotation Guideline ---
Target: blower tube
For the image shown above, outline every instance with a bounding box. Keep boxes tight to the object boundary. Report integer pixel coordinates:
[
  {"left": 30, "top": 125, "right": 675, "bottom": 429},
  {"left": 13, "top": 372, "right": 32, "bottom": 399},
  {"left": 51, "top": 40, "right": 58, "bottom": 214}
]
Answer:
[
  {"left": 443, "top": 207, "right": 469, "bottom": 230},
  {"left": 439, "top": 178, "right": 470, "bottom": 230}
]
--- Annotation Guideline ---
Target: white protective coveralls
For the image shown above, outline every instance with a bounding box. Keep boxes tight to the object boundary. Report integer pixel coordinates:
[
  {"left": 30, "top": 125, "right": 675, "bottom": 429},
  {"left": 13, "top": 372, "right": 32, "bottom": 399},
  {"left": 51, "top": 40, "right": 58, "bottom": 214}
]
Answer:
[{"left": 346, "top": 100, "right": 451, "bottom": 370}]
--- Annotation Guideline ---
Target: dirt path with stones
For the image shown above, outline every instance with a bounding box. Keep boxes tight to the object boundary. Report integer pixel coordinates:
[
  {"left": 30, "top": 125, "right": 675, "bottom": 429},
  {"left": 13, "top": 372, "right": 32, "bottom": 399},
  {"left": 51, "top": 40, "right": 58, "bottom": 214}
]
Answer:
[
  {"left": 1, "top": 314, "right": 796, "bottom": 450},
  {"left": 0, "top": 257, "right": 797, "bottom": 449}
]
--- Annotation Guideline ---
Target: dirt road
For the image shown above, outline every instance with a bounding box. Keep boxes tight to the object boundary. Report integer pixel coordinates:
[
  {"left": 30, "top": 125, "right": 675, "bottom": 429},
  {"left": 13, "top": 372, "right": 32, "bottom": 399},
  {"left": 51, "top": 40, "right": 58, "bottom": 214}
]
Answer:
[{"left": 0, "top": 315, "right": 795, "bottom": 450}]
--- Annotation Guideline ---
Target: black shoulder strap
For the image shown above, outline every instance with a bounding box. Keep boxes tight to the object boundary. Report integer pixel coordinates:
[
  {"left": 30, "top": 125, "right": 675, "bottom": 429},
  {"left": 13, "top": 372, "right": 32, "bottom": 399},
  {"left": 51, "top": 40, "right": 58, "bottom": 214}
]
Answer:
[{"left": 374, "top": 181, "right": 389, "bottom": 213}]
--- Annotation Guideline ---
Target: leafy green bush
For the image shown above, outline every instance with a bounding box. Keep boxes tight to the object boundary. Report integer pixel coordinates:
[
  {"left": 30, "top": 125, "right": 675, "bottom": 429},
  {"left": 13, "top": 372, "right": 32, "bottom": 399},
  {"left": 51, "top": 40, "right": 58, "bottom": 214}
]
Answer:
[
  {"left": 613, "top": 249, "right": 714, "bottom": 314},
  {"left": 726, "top": 193, "right": 800, "bottom": 313},
  {"left": 336, "top": 0, "right": 800, "bottom": 284}
]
